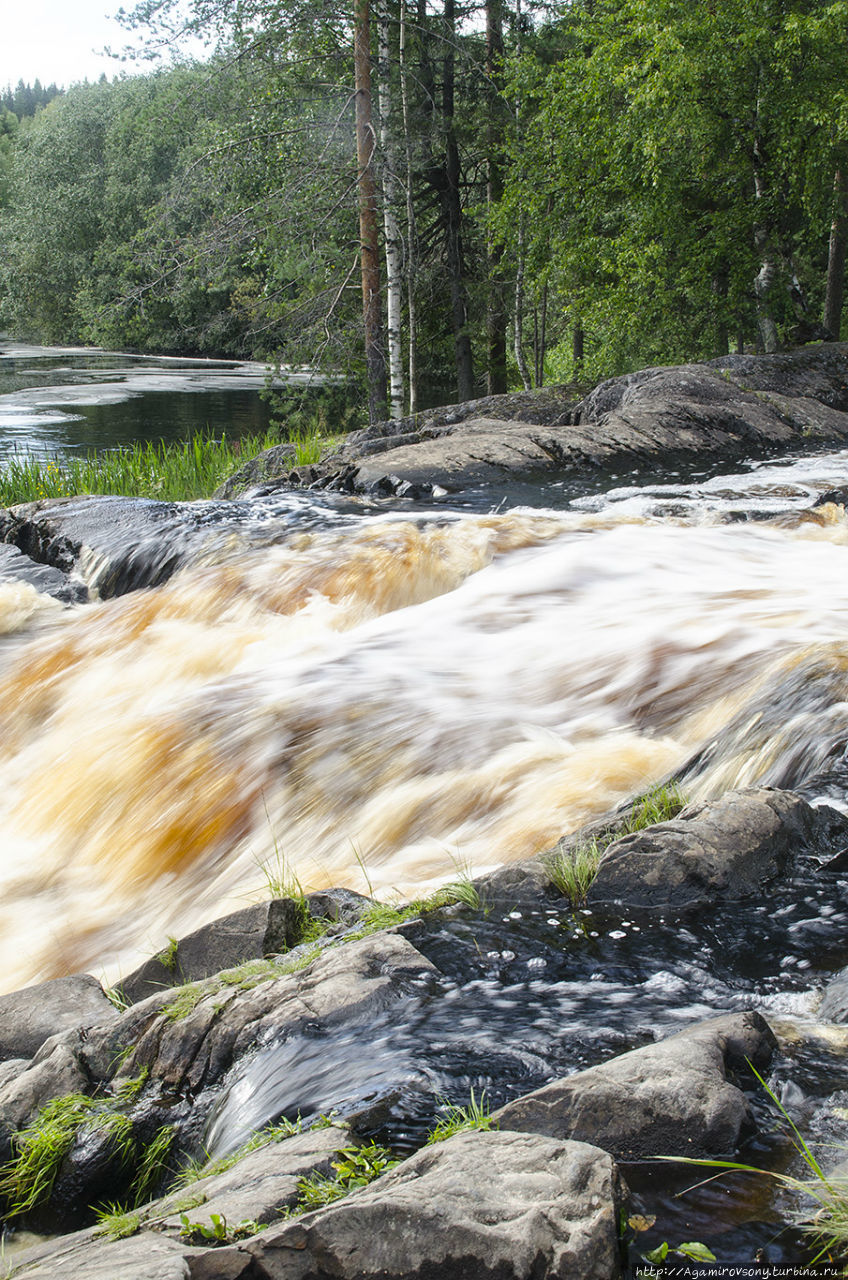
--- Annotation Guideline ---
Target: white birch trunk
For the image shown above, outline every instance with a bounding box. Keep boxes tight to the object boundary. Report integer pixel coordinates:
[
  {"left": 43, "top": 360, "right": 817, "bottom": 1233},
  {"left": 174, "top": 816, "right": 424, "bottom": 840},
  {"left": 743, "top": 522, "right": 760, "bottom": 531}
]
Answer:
[{"left": 377, "top": 0, "right": 405, "bottom": 420}]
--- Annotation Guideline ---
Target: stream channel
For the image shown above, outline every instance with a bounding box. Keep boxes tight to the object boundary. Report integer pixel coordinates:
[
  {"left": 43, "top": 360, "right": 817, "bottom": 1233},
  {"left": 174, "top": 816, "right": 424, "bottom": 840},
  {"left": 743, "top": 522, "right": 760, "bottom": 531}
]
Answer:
[{"left": 4, "top": 346, "right": 848, "bottom": 1271}]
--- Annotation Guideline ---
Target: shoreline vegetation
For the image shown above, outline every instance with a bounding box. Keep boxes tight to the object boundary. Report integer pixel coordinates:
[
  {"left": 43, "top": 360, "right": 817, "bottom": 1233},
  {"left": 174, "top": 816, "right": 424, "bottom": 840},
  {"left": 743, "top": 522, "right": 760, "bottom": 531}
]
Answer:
[{"left": 0, "top": 427, "right": 339, "bottom": 508}]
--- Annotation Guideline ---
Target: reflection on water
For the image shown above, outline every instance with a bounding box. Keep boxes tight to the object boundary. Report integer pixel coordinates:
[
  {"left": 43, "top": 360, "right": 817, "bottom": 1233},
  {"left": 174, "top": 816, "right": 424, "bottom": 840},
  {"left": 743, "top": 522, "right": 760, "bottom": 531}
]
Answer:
[{"left": 0, "top": 341, "right": 325, "bottom": 457}]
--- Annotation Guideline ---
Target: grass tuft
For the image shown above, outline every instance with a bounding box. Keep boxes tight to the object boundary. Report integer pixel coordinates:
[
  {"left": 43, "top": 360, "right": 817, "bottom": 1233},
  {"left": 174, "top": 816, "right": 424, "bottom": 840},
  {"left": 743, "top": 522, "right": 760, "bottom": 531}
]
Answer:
[
  {"left": 426, "top": 1089, "right": 497, "bottom": 1144},
  {"left": 544, "top": 837, "right": 605, "bottom": 907},
  {"left": 544, "top": 781, "right": 688, "bottom": 906},
  {"left": 92, "top": 1202, "right": 142, "bottom": 1240}
]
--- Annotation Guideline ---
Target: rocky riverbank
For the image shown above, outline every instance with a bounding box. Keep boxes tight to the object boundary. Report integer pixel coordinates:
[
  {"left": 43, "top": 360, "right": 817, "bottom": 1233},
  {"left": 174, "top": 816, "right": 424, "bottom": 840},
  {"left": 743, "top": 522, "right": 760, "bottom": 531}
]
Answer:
[
  {"left": 0, "top": 786, "right": 847, "bottom": 1276},
  {"left": 219, "top": 343, "right": 848, "bottom": 499}
]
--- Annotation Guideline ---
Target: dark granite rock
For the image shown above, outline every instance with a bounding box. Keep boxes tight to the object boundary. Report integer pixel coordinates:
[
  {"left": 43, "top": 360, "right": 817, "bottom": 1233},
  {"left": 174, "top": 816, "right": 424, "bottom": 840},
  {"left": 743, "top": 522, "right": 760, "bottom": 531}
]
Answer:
[
  {"left": 586, "top": 787, "right": 848, "bottom": 912},
  {"left": 121, "top": 900, "right": 307, "bottom": 1005},
  {"left": 0, "top": 974, "right": 118, "bottom": 1063},
  {"left": 495, "top": 1010, "right": 776, "bottom": 1160}
]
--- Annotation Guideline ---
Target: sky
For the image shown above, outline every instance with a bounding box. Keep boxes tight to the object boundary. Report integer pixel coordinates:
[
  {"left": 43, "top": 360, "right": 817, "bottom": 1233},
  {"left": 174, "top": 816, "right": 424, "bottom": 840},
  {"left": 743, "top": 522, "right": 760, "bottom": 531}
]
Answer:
[{"left": 1, "top": 0, "right": 197, "bottom": 92}]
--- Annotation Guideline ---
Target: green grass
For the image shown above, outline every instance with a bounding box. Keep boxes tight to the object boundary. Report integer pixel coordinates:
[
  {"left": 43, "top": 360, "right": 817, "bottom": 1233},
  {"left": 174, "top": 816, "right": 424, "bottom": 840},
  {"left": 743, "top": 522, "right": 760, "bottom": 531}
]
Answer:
[
  {"left": 293, "top": 1143, "right": 397, "bottom": 1212},
  {"left": 92, "top": 1203, "right": 142, "bottom": 1240},
  {"left": 129, "top": 1126, "right": 174, "bottom": 1207},
  {"left": 660, "top": 1065, "right": 848, "bottom": 1268},
  {"left": 543, "top": 837, "right": 605, "bottom": 907},
  {"left": 176, "top": 1117, "right": 303, "bottom": 1188},
  {"left": 544, "top": 781, "right": 688, "bottom": 906},
  {"left": 426, "top": 1089, "right": 497, "bottom": 1144},
  {"left": 618, "top": 781, "right": 687, "bottom": 835},
  {"left": 154, "top": 937, "right": 179, "bottom": 973},
  {"left": 0, "top": 428, "right": 339, "bottom": 508},
  {"left": 0, "top": 1092, "right": 139, "bottom": 1218}
]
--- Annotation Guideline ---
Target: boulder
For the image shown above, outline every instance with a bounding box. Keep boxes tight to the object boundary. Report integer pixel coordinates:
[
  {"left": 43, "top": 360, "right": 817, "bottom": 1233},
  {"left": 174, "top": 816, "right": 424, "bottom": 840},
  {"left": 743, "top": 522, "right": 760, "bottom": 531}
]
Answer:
[
  {"left": 245, "top": 1130, "right": 625, "bottom": 1280},
  {"left": 148, "top": 1124, "right": 348, "bottom": 1235},
  {"left": 0, "top": 974, "right": 118, "bottom": 1063},
  {"left": 0, "top": 543, "right": 87, "bottom": 603},
  {"left": 89, "top": 933, "right": 438, "bottom": 1099},
  {"left": 10, "top": 1131, "right": 625, "bottom": 1280},
  {"left": 214, "top": 443, "right": 297, "bottom": 499},
  {"left": 586, "top": 787, "right": 848, "bottom": 912},
  {"left": 121, "top": 900, "right": 308, "bottom": 1005},
  {"left": 258, "top": 343, "right": 848, "bottom": 495},
  {"left": 495, "top": 1010, "right": 776, "bottom": 1160}
]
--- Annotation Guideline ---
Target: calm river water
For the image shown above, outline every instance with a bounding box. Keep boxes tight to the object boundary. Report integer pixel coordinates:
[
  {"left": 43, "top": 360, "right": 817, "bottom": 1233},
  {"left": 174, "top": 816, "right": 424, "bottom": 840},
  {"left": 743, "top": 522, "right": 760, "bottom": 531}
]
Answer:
[{"left": 0, "top": 340, "right": 314, "bottom": 456}]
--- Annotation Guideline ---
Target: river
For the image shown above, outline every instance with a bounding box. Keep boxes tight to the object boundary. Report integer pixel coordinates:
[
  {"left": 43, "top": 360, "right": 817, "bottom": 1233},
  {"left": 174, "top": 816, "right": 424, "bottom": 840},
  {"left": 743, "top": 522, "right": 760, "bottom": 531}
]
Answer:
[
  {"left": 3, "top": 348, "right": 848, "bottom": 1266},
  {"left": 0, "top": 340, "right": 315, "bottom": 456}
]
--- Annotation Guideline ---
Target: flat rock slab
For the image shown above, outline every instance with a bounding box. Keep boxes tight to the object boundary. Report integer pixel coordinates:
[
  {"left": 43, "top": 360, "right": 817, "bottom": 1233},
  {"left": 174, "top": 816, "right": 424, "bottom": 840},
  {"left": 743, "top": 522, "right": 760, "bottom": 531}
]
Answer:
[
  {"left": 587, "top": 787, "right": 848, "bottom": 912},
  {"left": 495, "top": 1010, "right": 776, "bottom": 1160},
  {"left": 270, "top": 343, "right": 848, "bottom": 495},
  {"left": 244, "top": 1129, "right": 625, "bottom": 1280},
  {"left": 148, "top": 1125, "right": 348, "bottom": 1235},
  {"left": 10, "top": 1131, "right": 625, "bottom": 1279},
  {"left": 0, "top": 973, "right": 118, "bottom": 1063}
]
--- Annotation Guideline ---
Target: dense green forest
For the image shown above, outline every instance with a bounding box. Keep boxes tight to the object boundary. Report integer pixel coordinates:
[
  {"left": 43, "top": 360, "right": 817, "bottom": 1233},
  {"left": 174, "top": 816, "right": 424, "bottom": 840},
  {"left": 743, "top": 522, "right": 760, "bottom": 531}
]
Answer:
[{"left": 1, "top": 0, "right": 847, "bottom": 420}]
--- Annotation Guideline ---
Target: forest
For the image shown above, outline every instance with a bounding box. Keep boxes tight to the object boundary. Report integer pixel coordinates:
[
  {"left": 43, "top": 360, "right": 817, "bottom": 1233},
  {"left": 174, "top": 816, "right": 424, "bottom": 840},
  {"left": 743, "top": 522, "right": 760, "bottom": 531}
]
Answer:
[{"left": 1, "top": 0, "right": 847, "bottom": 421}]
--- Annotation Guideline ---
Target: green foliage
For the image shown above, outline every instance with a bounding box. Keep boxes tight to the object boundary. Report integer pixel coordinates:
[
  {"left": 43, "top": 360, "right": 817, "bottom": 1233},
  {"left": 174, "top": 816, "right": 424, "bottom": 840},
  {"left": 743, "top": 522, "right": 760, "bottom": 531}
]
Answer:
[
  {"left": 293, "top": 1143, "right": 398, "bottom": 1212},
  {"left": 544, "top": 837, "right": 605, "bottom": 907},
  {"left": 544, "top": 782, "right": 687, "bottom": 905},
  {"left": 92, "top": 1203, "right": 142, "bottom": 1240},
  {"left": 155, "top": 937, "right": 179, "bottom": 973},
  {"left": 178, "top": 1210, "right": 263, "bottom": 1244},
  {"left": 640, "top": 1240, "right": 717, "bottom": 1268},
  {"left": 426, "top": 1089, "right": 497, "bottom": 1144}
]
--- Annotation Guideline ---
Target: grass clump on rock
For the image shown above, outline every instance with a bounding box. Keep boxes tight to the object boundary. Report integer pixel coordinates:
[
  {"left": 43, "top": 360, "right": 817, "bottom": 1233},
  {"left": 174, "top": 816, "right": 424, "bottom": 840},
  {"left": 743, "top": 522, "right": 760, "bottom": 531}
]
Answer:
[
  {"left": 427, "top": 1089, "right": 497, "bottom": 1144},
  {"left": 293, "top": 1143, "right": 398, "bottom": 1211},
  {"left": 545, "top": 781, "right": 688, "bottom": 906},
  {"left": 0, "top": 1076, "right": 171, "bottom": 1221}
]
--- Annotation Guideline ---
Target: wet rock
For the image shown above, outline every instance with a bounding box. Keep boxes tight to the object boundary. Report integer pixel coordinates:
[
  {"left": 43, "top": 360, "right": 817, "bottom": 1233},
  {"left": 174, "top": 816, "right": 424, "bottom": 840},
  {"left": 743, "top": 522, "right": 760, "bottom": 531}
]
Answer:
[
  {"left": 586, "top": 787, "right": 848, "bottom": 912},
  {"left": 474, "top": 856, "right": 553, "bottom": 909},
  {"left": 121, "top": 900, "right": 308, "bottom": 1006},
  {"left": 0, "top": 974, "right": 118, "bottom": 1063},
  {"left": 113, "top": 934, "right": 438, "bottom": 1099},
  {"left": 818, "top": 966, "right": 848, "bottom": 1022},
  {"left": 304, "top": 888, "right": 372, "bottom": 925},
  {"left": 265, "top": 343, "right": 848, "bottom": 495},
  {"left": 0, "top": 496, "right": 202, "bottom": 597},
  {"left": 245, "top": 1130, "right": 625, "bottom": 1280},
  {"left": 149, "top": 1125, "right": 348, "bottom": 1235},
  {"left": 0, "top": 543, "right": 87, "bottom": 603},
  {"left": 496, "top": 1010, "right": 776, "bottom": 1160},
  {"left": 213, "top": 443, "right": 297, "bottom": 499},
  {"left": 0, "top": 1040, "right": 90, "bottom": 1138}
]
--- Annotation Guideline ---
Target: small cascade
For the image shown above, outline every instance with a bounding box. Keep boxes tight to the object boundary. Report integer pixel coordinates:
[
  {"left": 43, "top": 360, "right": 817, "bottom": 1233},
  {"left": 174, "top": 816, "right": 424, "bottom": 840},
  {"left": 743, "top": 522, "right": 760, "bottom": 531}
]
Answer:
[{"left": 1, "top": 458, "right": 848, "bottom": 989}]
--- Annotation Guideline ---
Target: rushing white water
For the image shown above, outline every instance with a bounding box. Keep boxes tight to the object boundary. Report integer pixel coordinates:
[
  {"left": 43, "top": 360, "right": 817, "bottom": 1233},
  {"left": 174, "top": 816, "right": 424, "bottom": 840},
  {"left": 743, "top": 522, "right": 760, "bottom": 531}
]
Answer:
[{"left": 2, "top": 450, "right": 848, "bottom": 991}]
